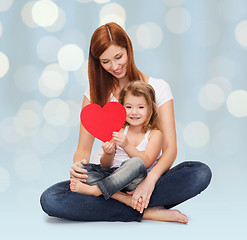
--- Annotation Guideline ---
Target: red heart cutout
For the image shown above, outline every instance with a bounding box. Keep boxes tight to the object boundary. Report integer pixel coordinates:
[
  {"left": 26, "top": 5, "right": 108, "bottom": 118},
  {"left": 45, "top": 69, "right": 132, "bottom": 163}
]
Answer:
[{"left": 80, "top": 102, "right": 126, "bottom": 142}]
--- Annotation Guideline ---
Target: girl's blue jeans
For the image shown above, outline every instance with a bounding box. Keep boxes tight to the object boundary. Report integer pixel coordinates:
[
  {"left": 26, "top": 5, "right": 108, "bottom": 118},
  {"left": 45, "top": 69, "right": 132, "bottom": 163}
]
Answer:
[
  {"left": 80, "top": 157, "right": 147, "bottom": 200},
  {"left": 40, "top": 161, "right": 212, "bottom": 222}
]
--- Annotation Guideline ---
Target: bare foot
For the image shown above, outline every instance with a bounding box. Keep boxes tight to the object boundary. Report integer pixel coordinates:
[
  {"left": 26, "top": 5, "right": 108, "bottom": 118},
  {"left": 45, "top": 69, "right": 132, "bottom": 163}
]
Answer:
[
  {"left": 143, "top": 206, "right": 188, "bottom": 224},
  {"left": 70, "top": 179, "right": 101, "bottom": 196},
  {"left": 111, "top": 192, "right": 142, "bottom": 211}
]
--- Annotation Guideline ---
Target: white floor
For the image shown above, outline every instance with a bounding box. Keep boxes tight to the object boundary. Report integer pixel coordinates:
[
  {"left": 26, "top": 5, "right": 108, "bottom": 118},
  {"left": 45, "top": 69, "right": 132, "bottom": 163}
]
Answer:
[{"left": 1, "top": 183, "right": 245, "bottom": 240}]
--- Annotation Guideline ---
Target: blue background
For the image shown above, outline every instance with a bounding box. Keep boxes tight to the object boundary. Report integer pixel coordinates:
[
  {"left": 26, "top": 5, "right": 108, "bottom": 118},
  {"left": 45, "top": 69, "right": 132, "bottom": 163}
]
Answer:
[{"left": 0, "top": 0, "right": 247, "bottom": 239}]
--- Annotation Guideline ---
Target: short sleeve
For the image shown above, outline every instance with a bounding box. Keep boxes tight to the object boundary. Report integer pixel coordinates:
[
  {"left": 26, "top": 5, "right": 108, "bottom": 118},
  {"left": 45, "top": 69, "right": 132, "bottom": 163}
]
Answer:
[
  {"left": 148, "top": 77, "right": 173, "bottom": 107},
  {"left": 84, "top": 85, "right": 90, "bottom": 101}
]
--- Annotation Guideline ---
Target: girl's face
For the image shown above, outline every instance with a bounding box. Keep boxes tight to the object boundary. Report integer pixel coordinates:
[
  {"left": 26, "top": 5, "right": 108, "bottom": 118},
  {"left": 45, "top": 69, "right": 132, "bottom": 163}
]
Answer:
[
  {"left": 124, "top": 93, "right": 150, "bottom": 128},
  {"left": 99, "top": 45, "right": 128, "bottom": 80}
]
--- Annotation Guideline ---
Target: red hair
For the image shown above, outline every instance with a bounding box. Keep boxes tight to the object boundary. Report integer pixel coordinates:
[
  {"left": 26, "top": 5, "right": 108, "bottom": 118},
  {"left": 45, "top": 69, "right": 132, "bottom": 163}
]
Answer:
[{"left": 88, "top": 22, "right": 140, "bottom": 106}]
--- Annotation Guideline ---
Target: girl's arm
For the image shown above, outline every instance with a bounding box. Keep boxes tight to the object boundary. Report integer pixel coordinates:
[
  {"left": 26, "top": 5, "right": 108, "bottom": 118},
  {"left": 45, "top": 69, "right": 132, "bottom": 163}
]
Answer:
[
  {"left": 131, "top": 100, "right": 177, "bottom": 212},
  {"left": 70, "top": 96, "right": 96, "bottom": 181},
  {"left": 112, "top": 130, "right": 163, "bottom": 168},
  {"left": 100, "top": 141, "right": 116, "bottom": 168}
]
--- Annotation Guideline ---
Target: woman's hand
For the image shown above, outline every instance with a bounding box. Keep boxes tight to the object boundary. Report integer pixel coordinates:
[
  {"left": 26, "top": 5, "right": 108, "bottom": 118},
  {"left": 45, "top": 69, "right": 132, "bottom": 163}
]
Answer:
[
  {"left": 102, "top": 141, "right": 116, "bottom": 154},
  {"left": 131, "top": 173, "right": 159, "bottom": 213},
  {"left": 112, "top": 132, "right": 128, "bottom": 148},
  {"left": 69, "top": 159, "right": 88, "bottom": 183}
]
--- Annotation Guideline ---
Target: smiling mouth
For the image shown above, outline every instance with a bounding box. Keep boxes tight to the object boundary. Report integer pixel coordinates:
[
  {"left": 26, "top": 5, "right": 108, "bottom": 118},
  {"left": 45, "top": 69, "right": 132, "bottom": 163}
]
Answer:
[
  {"left": 130, "top": 117, "right": 140, "bottom": 120},
  {"left": 113, "top": 67, "right": 123, "bottom": 75}
]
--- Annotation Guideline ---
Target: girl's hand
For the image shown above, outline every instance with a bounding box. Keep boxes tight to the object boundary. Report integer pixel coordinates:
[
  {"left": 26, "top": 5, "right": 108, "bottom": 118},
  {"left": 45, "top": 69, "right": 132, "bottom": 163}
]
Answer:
[
  {"left": 69, "top": 159, "right": 88, "bottom": 183},
  {"left": 102, "top": 141, "right": 116, "bottom": 154},
  {"left": 112, "top": 132, "right": 128, "bottom": 148},
  {"left": 131, "top": 173, "right": 159, "bottom": 213}
]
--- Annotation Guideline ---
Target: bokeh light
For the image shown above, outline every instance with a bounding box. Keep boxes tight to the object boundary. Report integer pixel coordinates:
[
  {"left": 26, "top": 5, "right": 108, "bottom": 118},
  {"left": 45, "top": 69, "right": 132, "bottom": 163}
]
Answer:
[
  {"left": 43, "top": 99, "right": 70, "bottom": 126},
  {"left": 14, "top": 109, "right": 41, "bottom": 137},
  {"left": 0, "top": 167, "right": 10, "bottom": 193},
  {"left": 165, "top": 7, "right": 191, "bottom": 34},
  {"left": 208, "top": 76, "right": 232, "bottom": 99},
  {"left": 99, "top": 3, "right": 126, "bottom": 27},
  {"left": 127, "top": 25, "right": 145, "bottom": 51},
  {"left": 183, "top": 121, "right": 210, "bottom": 148},
  {"left": 31, "top": 0, "right": 59, "bottom": 27},
  {"left": 58, "top": 44, "right": 85, "bottom": 71},
  {"left": 0, "top": 0, "right": 13, "bottom": 12},
  {"left": 0, "top": 51, "right": 9, "bottom": 78},
  {"left": 38, "top": 63, "right": 68, "bottom": 98},
  {"left": 37, "top": 36, "right": 63, "bottom": 63},
  {"left": 44, "top": 6, "right": 66, "bottom": 32},
  {"left": 198, "top": 83, "right": 225, "bottom": 111},
  {"left": 0, "top": 118, "right": 23, "bottom": 144},
  {"left": 227, "top": 90, "right": 247, "bottom": 117},
  {"left": 14, "top": 65, "right": 39, "bottom": 92},
  {"left": 235, "top": 20, "right": 247, "bottom": 48},
  {"left": 136, "top": 22, "right": 163, "bottom": 49},
  {"left": 21, "top": 1, "right": 38, "bottom": 28},
  {"left": 19, "top": 101, "right": 44, "bottom": 121}
]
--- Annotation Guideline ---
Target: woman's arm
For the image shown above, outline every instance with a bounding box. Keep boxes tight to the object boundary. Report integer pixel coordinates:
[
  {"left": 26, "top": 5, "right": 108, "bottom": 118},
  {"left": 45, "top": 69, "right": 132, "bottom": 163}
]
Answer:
[
  {"left": 132, "top": 100, "right": 177, "bottom": 212},
  {"left": 112, "top": 130, "right": 163, "bottom": 168},
  {"left": 70, "top": 96, "right": 96, "bottom": 181}
]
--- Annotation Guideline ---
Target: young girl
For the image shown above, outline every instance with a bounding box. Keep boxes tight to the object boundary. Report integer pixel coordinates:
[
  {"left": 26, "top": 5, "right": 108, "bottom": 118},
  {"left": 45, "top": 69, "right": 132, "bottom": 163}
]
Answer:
[{"left": 70, "top": 81, "right": 164, "bottom": 212}]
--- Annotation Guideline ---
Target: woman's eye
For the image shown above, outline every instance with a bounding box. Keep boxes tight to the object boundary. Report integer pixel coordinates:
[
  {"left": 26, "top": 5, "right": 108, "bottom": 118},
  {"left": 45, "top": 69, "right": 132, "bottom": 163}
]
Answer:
[
  {"left": 102, "top": 61, "right": 109, "bottom": 64},
  {"left": 116, "top": 55, "right": 122, "bottom": 59}
]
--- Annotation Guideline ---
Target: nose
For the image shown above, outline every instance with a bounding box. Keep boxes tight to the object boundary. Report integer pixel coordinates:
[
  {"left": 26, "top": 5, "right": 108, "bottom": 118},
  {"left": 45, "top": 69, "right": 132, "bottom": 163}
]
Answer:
[
  {"left": 111, "top": 61, "right": 118, "bottom": 70},
  {"left": 131, "top": 108, "right": 137, "bottom": 114}
]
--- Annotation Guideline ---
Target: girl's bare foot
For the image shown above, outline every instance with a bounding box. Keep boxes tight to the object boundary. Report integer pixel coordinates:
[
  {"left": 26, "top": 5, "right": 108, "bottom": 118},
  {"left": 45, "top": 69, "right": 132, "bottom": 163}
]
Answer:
[
  {"left": 143, "top": 206, "right": 188, "bottom": 224},
  {"left": 70, "top": 179, "right": 101, "bottom": 196}
]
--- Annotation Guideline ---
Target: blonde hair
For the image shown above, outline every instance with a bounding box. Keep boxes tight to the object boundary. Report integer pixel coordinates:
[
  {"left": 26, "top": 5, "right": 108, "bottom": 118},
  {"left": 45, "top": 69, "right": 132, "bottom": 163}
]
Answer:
[{"left": 118, "top": 81, "right": 159, "bottom": 132}]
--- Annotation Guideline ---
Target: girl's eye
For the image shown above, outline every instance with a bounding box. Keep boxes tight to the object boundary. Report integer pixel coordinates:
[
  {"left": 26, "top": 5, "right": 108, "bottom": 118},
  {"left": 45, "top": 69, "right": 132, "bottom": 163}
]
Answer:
[
  {"left": 139, "top": 106, "right": 145, "bottom": 109},
  {"left": 125, "top": 106, "right": 131, "bottom": 109}
]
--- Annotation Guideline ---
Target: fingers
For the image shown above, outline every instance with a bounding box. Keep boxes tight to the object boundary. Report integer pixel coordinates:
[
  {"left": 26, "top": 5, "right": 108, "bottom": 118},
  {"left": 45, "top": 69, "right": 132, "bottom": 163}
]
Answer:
[
  {"left": 131, "top": 192, "right": 151, "bottom": 213},
  {"left": 70, "top": 160, "right": 88, "bottom": 182},
  {"left": 140, "top": 195, "right": 150, "bottom": 214},
  {"left": 102, "top": 142, "right": 115, "bottom": 153}
]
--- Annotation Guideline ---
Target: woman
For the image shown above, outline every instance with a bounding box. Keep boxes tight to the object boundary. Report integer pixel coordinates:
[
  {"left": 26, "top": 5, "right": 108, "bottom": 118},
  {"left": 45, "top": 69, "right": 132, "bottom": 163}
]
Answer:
[{"left": 40, "top": 22, "right": 212, "bottom": 223}]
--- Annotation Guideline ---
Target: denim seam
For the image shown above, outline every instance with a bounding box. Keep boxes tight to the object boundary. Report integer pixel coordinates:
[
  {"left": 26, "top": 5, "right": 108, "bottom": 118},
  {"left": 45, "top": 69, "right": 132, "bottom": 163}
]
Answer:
[{"left": 97, "top": 181, "right": 111, "bottom": 200}]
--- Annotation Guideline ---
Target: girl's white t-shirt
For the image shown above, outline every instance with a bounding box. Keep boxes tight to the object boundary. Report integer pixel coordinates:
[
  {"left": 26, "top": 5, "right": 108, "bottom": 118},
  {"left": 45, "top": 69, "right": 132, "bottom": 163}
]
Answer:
[{"left": 84, "top": 77, "right": 173, "bottom": 108}]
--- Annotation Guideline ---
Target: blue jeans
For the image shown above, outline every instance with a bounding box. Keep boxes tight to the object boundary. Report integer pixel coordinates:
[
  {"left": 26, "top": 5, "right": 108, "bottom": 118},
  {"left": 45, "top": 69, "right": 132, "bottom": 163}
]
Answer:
[
  {"left": 80, "top": 157, "right": 147, "bottom": 200},
  {"left": 40, "top": 161, "right": 212, "bottom": 222}
]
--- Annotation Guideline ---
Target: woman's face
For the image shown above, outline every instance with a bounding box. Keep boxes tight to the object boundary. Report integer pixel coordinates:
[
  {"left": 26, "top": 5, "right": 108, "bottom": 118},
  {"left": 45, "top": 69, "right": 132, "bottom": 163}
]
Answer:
[{"left": 99, "top": 45, "right": 128, "bottom": 80}]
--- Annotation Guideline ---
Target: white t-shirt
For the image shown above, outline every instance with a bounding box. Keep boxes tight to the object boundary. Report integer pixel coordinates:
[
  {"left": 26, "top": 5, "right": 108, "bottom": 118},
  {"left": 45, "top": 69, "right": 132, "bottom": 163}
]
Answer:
[
  {"left": 84, "top": 77, "right": 173, "bottom": 108},
  {"left": 84, "top": 77, "right": 173, "bottom": 167}
]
